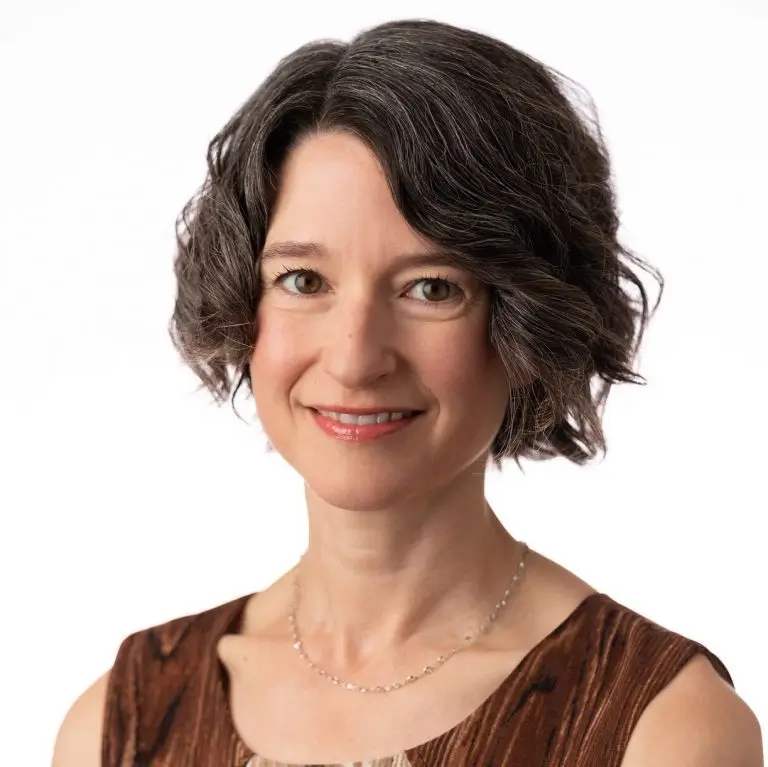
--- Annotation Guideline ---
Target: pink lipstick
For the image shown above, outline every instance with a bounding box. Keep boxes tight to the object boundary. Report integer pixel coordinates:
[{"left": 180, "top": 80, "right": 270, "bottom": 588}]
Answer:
[{"left": 308, "top": 407, "right": 422, "bottom": 443}]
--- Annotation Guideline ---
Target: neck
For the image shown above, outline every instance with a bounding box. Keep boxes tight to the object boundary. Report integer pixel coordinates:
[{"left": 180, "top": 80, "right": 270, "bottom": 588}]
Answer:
[{"left": 293, "top": 468, "right": 521, "bottom": 678}]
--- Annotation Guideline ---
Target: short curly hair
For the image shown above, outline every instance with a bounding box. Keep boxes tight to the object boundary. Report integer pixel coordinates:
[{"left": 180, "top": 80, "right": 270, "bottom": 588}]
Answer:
[{"left": 169, "top": 18, "right": 663, "bottom": 467}]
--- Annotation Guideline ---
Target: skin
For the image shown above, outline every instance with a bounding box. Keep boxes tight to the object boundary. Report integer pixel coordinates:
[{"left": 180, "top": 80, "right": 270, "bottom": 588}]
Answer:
[
  {"left": 248, "top": 129, "right": 519, "bottom": 667},
  {"left": 51, "top": 130, "right": 763, "bottom": 766}
]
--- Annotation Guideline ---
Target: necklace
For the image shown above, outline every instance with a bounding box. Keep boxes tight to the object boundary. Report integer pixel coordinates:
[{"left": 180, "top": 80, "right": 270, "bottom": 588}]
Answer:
[{"left": 288, "top": 541, "right": 530, "bottom": 693}]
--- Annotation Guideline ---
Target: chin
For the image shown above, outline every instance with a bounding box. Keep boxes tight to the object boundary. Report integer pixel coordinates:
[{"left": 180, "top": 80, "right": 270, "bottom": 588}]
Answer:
[
  {"left": 262, "top": 411, "right": 493, "bottom": 511},
  {"left": 301, "top": 457, "right": 432, "bottom": 512}
]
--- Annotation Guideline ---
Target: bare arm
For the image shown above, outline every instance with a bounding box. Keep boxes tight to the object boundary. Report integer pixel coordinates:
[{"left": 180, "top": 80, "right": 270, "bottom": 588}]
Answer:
[
  {"left": 621, "top": 654, "right": 763, "bottom": 766},
  {"left": 52, "top": 671, "right": 110, "bottom": 767}
]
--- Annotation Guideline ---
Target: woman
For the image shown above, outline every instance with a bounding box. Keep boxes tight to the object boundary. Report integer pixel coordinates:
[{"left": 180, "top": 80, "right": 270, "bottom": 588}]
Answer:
[{"left": 53, "top": 18, "right": 762, "bottom": 767}]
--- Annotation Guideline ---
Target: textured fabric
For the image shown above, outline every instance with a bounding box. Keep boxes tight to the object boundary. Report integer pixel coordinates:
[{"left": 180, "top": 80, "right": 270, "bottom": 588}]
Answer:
[{"left": 103, "top": 591, "right": 733, "bottom": 766}]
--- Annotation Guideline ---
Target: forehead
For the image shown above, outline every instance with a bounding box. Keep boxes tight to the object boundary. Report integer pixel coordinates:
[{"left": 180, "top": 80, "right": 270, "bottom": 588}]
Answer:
[{"left": 266, "top": 132, "right": 431, "bottom": 259}]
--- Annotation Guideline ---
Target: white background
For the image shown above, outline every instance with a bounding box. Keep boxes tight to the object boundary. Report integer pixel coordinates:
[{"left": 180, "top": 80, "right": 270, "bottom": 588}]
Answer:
[{"left": 1, "top": 0, "right": 765, "bottom": 763}]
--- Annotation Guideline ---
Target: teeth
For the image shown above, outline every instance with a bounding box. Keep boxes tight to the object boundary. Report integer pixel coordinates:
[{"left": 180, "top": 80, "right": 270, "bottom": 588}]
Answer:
[{"left": 318, "top": 410, "right": 413, "bottom": 425}]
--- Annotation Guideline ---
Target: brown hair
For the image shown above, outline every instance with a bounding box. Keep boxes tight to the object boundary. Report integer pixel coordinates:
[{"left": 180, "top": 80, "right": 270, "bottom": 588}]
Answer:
[{"left": 169, "top": 18, "right": 663, "bottom": 467}]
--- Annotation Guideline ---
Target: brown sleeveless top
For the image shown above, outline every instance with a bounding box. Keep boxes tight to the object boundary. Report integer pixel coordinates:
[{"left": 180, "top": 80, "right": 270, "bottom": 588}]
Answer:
[{"left": 103, "top": 592, "right": 733, "bottom": 766}]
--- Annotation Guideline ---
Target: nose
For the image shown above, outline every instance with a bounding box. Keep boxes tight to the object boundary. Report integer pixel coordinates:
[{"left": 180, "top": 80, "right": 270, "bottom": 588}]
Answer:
[{"left": 320, "top": 296, "right": 398, "bottom": 389}]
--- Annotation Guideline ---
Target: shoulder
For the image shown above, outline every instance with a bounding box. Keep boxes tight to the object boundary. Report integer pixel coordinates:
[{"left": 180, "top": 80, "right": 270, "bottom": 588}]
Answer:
[
  {"left": 532, "top": 582, "right": 761, "bottom": 764},
  {"left": 52, "top": 671, "right": 110, "bottom": 767},
  {"left": 53, "top": 593, "right": 253, "bottom": 767},
  {"left": 621, "top": 652, "right": 763, "bottom": 766},
  {"left": 112, "top": 593, "right": 253, "bottom": 670},
  {"left": 103, "top": 593, "right": 252, "bottom": 713}
]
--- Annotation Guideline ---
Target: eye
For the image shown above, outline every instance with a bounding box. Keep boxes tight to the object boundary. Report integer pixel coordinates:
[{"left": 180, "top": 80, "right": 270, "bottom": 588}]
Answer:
[
  {"left": 407, "top": 277, "right": 461, "bottom": 303},
  {"left": 274, "top": 268, "right": 325, "bottom": 295}
]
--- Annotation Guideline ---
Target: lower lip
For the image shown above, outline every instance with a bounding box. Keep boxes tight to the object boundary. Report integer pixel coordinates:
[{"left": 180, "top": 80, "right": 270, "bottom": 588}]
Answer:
[{"left": 310, "top": 410, "right": 421, "bottom": 442}]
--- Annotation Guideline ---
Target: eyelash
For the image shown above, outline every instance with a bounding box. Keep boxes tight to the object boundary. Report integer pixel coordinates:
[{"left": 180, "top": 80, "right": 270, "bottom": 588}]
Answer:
[{"left": 268, "top": 265, "right": 464, "bottom": 306}]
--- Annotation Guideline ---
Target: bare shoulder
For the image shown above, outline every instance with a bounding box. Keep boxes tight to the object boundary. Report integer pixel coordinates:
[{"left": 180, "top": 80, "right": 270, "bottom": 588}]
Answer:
[
  {"left": 52, "top": 670, "right": 110, "bottom": 767},
  {"left": 621, "top": 653, "right": 763, "bottom": 766}
]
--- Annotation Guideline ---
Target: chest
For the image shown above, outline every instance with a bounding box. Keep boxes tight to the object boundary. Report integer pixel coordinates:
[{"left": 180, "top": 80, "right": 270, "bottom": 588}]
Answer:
[{"left": 223, "top": 638, "right": 526, "bottom": 765}]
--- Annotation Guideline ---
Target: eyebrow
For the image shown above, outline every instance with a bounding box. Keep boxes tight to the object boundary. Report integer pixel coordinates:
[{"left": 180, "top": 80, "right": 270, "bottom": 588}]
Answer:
[{"left": 259, "top": 241, "right": 461, "bottom": 269}]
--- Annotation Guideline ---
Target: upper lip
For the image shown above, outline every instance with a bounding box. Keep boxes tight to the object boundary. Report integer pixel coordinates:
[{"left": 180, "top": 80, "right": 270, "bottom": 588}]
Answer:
[{"left": 307, "top": 405, "right": 423, "bottom": 414}]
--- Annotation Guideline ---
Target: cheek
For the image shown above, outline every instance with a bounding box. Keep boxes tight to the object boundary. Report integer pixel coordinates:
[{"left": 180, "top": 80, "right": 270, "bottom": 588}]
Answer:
[
  {"left": 418, "top": 325, "right": 507, "bottom": 407},
  {"left": 249, "top": 311, "right": 305, "bottom": 399}
]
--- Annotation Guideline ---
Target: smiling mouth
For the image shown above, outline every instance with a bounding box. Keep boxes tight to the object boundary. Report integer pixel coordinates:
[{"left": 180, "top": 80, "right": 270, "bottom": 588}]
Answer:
[
  {"left": 307, "top": 407, "right": 425, "bottom": 443},
  {"left": 312, "top": 409, "right": 420, "bottom": 425}
]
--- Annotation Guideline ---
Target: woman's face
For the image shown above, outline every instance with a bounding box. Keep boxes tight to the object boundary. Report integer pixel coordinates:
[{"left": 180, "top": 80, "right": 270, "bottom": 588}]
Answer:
[{"left": 250, "top": 131, "right": 509, "bottom": 510}]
